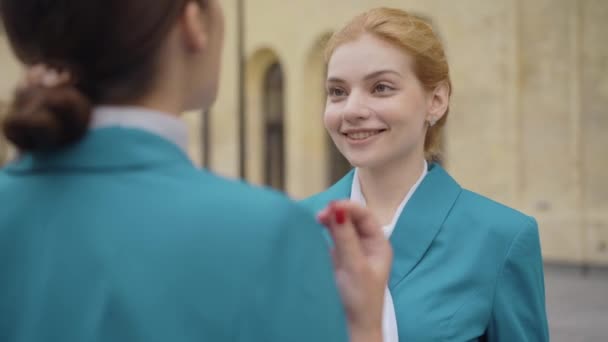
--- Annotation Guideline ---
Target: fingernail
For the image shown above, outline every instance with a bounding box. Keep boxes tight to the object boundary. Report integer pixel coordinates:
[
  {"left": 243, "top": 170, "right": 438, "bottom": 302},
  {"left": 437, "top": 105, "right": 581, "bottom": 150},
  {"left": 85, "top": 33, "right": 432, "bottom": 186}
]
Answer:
[{"left": 335, "top": 208, "right": 346, "bottom": 225}]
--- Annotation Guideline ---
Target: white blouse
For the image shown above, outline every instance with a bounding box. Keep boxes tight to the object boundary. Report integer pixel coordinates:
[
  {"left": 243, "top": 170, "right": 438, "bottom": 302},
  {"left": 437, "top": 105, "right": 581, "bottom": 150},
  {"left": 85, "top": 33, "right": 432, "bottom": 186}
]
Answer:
[
  {"left": 90, "top": 106, "right": 189, "bottom": 155},
  {"left": 350, "top": 160, "right": 428, "bottom": 342}
]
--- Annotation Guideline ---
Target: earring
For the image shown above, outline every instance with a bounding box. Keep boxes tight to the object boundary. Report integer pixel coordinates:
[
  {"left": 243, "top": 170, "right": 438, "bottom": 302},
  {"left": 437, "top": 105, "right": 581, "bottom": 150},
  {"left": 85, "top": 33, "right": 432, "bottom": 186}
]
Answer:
[{"left": 427, "top": 118, "right": 437, "bottom": 127}]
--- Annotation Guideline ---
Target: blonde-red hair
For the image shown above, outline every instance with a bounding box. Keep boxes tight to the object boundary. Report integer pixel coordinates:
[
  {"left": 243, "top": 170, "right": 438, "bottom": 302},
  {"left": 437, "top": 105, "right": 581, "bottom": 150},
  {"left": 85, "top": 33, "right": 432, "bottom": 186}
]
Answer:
[{"left": 325, "top": 7, "right": 452, "bottom": 161}]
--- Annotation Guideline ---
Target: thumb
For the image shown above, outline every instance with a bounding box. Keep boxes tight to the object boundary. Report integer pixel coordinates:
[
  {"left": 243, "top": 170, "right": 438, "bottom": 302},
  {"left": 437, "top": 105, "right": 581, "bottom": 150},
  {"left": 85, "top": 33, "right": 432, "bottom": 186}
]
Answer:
[{"left": 326, "top": 205, "right": 365, "bottom": 271}]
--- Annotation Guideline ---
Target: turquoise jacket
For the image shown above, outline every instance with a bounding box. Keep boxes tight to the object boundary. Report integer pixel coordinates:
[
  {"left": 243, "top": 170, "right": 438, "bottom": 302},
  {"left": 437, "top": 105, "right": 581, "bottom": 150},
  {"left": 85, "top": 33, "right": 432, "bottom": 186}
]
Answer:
[
  {"left": 302, "top": 163, "right": 549, "bottom": 341},
  {"left": 0, "top": 127, "right": 348, "bottom": 342}
]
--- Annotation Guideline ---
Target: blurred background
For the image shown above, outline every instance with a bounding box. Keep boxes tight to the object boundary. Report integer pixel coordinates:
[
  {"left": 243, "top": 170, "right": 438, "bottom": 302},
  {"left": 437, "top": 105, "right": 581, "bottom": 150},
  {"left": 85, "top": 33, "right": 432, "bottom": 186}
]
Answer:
[{"left": 1, "top": 0, "right": 607, "bottom": 340}]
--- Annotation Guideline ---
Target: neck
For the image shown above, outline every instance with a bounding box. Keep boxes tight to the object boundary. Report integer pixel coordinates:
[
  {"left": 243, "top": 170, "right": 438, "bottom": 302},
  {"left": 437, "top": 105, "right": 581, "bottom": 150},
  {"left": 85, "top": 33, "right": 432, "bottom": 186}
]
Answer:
[
  {"left": 127, "top": 45, "right": 193, "bottom": 117},
  {"left": 357, "top": 152, "right": 426, "bottom": 225},
  {"left": 131, "top": 87, "right": 185, "bottom": 118}
]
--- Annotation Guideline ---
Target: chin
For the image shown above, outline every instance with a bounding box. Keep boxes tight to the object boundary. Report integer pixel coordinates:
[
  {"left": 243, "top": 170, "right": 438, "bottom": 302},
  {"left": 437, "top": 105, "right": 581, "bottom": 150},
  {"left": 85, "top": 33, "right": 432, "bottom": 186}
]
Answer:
[{"left": 345, "top": 155, "right": 382, "bottom": 170}]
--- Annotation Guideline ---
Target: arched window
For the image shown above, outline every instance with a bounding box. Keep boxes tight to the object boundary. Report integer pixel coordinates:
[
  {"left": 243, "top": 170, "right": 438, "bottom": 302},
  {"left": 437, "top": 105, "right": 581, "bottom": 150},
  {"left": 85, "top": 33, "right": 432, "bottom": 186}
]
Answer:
[{"left": 263, "top": 63, "right": 285, "bottom": 190}]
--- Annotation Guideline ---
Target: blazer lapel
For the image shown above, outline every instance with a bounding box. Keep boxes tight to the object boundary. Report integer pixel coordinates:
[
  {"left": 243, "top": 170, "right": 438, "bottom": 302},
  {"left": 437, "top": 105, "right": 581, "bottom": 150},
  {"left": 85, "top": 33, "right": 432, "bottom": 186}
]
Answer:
[
  {"left": 305, "top": 165, "right": 462, "bottom": 287},
  {"left": 388, "top": 163, "right": 462, "bottom": 289}
]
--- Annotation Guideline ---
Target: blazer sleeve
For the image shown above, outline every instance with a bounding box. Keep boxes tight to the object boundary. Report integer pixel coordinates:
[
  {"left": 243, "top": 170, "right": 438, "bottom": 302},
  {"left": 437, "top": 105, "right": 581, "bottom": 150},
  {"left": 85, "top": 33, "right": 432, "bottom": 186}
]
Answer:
[
  {"left": 486, "top": 218, "right": 550, "bottom": 341},
  {"left": 235, "top": 202, "right": 349, "bottom": 342}
]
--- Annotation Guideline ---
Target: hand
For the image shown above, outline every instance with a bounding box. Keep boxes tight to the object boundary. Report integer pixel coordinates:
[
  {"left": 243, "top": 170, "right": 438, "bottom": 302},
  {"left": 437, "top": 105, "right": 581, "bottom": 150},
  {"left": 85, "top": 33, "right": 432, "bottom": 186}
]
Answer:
[{"left": 318, "top": 201, "right": 392, "bottom": 342}]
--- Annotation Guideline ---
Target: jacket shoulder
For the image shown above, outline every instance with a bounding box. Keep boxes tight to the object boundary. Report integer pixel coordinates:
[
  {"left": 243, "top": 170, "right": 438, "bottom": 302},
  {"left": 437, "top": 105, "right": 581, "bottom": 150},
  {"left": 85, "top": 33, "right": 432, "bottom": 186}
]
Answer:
[
  {"left": 457, "top": 189, "right": 538, "bottom": 239},
  {"left": 189, "top": 170, "right": 316, "bottom": 229},
  {"left": 300, "top": 171, "right": 355, "bottom": 214},
  {"left": 300, "top": 191, "right": 329, "bottom": 214}
]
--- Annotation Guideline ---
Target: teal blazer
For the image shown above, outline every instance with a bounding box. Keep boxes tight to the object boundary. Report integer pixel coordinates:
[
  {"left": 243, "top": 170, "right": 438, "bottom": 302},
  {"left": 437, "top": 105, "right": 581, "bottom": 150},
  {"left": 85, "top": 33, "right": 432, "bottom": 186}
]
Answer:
[
  {"left": 0, "top": 128, "right": 348, "bottom": 342},
  {"left": 302, "top": 163, "right": 549, "bottom": 341}
]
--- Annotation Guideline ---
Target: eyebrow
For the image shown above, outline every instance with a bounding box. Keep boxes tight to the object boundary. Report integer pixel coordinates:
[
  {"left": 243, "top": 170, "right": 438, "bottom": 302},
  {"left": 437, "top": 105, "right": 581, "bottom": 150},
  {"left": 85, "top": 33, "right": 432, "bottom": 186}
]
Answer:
[{"left": 327, "top": 70, "right": 403, "bottom": 83}]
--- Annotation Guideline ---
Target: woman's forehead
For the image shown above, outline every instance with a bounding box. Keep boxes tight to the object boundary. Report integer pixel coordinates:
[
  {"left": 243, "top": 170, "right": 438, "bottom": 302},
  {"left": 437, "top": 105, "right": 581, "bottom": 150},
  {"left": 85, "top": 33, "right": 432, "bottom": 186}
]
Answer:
[{"left": 327, "top": 35, "right": 413, "bottom": 81}]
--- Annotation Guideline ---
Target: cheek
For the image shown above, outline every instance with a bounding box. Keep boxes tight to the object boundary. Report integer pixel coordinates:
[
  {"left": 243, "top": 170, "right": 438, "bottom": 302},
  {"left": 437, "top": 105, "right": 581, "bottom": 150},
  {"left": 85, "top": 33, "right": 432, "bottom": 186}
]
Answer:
[
  {"left": 323, "top": 105, "right": 342, "bottom": 132},
  {"left": 376, "top": 96, "right": 426, "bottom": 127},
  {"left": 369, "top": 100, "right": 407, "bottom": 127}
]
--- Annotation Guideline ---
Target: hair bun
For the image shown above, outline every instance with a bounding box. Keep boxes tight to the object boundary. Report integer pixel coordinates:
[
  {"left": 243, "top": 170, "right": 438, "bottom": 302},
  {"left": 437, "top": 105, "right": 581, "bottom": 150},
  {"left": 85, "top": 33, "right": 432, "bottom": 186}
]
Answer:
[{"left": 2, "top": 85, "right": 92, "bottom": 151}]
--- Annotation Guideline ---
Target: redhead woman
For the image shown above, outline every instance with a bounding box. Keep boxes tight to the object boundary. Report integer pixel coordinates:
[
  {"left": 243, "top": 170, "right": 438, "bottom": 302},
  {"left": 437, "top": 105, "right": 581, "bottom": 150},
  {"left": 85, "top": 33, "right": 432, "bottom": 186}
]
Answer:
[{"left": 303, "top": 7, "right": 549, "bottom": 342}]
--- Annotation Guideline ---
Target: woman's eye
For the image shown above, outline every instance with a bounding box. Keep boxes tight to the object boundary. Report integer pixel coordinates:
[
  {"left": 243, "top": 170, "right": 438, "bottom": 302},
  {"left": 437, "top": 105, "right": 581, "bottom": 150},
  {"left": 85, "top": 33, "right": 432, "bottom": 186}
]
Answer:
[
  {"left": 374, "top": 83, "right": 393, "bottom": 93},
  {"left": 328, "top": 87, "right": 346, "bottom": 97}
]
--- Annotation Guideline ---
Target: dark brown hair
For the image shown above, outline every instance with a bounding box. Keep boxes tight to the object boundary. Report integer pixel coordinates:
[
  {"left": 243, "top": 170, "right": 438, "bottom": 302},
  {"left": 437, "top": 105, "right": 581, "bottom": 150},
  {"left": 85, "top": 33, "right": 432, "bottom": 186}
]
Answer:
[{"left": 0, "top": 0, "right": 200, "bottom": 151}]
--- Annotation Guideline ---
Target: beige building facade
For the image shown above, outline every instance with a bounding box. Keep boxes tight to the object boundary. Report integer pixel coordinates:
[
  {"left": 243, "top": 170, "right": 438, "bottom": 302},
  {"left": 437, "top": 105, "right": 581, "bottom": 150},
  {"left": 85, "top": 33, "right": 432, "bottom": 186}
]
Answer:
[{"left": 1, "top": 0, "right": 607, "bottom": 266}]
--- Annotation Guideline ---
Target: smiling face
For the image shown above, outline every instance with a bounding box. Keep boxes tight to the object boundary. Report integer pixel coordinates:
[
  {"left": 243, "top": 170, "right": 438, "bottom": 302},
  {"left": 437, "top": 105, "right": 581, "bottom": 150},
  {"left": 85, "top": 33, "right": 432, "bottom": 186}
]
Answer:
[{"left": 324, "top": 33, "right": 433, "bottom": 170}]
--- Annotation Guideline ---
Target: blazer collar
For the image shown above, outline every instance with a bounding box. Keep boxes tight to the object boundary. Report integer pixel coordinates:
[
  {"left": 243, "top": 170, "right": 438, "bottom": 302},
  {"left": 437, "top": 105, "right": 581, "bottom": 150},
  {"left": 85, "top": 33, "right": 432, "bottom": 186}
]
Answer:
[
  {"left": 387, "top": 163, "right": 461, "bottom": 289},
  {"left": 5, "top": 127, "right": 193, "bottom": 174},
  {"left": 303, "top": 163, "right": 462, "bottom": 289},
  {"left": 301, "top": 169, "right": 354, "bottom": 213}
]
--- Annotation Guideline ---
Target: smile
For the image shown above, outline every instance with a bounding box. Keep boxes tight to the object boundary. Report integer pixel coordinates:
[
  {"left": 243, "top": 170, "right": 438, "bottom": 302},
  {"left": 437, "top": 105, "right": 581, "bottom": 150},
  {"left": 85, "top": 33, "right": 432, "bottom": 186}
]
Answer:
[{"left": 342, "top": 129, "right": 387, "bottom": 141}]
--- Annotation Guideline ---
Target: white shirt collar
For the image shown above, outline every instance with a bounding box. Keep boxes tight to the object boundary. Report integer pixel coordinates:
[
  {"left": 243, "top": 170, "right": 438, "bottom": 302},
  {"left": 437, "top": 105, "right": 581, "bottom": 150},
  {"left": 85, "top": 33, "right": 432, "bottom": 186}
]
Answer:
[
  {"left": 90, "top": 106, "right": 189, "bottom": 154},
  {"left": 350, "top": 162, "right": 428, "bottom": 342},
  {"left": 350, "top": 160, "right": 428, "bottom": 237}
]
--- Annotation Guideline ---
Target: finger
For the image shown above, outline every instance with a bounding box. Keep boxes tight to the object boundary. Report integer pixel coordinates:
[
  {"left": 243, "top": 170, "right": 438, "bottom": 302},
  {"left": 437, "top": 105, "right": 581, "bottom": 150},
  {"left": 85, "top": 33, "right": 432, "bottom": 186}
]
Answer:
[
  {"left": 316, "top": 207, "right": 332, "bottom": 226},
  {"left": 331, "top": 201, "right": 392, "bottom": 272},
  {"left": 331, "top": 200, "right": 384, "bottom": 239},
  {"left": 326, "top": 205, "right": 365, "bottom": 271},
  {"left": 316, "top": 214, "right": 330, "bottom": 227}
]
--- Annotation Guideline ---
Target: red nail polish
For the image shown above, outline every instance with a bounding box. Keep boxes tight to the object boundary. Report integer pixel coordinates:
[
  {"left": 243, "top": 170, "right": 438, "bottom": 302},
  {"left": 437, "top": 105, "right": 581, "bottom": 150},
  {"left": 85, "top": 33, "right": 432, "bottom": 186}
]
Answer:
[{"left": 335, "top": 208, "right": 346, "bottom": 225}]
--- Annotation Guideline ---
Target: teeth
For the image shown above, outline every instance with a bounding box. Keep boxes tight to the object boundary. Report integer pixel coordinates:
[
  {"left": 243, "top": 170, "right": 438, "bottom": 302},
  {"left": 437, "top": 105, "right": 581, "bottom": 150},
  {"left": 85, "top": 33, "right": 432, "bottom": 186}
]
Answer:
[{"left": 347, "top": 131, "right": 381, "bottom": 140}]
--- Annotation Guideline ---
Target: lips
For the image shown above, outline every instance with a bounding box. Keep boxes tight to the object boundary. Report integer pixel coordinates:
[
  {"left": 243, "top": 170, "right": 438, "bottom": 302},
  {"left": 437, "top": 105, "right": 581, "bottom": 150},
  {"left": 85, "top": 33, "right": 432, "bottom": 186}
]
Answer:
[{"left": 342, "top": 129, "right": 386, "bottom": 141}]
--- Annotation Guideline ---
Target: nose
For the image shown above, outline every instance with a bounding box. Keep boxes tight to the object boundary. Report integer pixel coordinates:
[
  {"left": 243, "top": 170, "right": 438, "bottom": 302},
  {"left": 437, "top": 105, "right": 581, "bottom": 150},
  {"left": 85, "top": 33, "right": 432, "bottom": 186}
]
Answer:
[{"left": 342, "top": 90, "right": 372, "bottom": 122}]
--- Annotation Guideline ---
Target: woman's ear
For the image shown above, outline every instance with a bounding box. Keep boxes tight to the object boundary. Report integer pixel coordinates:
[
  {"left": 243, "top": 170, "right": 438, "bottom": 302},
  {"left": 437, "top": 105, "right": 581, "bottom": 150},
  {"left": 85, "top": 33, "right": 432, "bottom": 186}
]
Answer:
[
  {"left": 427, "top": 81, "right": 450, "bottom": 122},
  {"left": 180, "top": 1, "right": 208, "bottom": 52}
]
